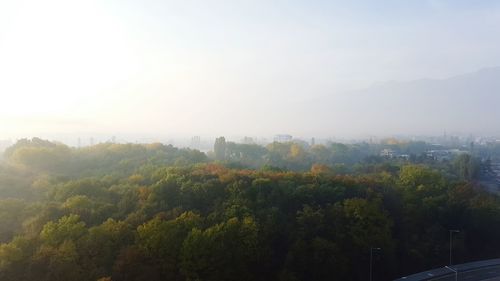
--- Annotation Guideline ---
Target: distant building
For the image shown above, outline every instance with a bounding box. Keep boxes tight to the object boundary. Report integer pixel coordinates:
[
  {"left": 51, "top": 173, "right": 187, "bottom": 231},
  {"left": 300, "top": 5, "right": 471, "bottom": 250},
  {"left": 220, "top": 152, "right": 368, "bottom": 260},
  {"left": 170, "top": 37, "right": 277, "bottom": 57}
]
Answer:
[
  {"left": 426, "top": 150, "right": 449, "bottom": 161},
  {"left": 380, "top": 149, "right": 410, "bottom": 160},
  {"left": 380, "top": 148, "right": 395, "bottom": 158},
  {"left": 242, "top": 136, "right": 254, "bottom": 144},
  {"left": 399, "top": 154, "right": 410, "bottom": 160},
  {"left": 426, "top": 149, "right": 468, "bottom": 161},
  {"left": 190, "top": 136, "right": 201, "bottom": 149},
  {"left": 274, "top": 134, "right": 293, "bottom": 142}
]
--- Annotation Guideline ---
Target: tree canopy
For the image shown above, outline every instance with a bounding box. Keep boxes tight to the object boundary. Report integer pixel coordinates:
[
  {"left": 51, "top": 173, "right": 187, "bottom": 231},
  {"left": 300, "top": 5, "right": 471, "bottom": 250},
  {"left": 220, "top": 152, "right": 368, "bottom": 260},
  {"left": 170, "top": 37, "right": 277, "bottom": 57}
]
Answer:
[{"left": 0, "top": 138, "right": 497, "bottom": 280}]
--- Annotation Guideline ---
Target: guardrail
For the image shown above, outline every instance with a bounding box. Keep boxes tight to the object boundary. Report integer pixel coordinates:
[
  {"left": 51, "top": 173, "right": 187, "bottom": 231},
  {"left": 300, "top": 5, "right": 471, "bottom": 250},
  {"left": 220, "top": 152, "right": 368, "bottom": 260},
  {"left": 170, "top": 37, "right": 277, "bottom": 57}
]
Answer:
[{"left": 394, "top": 258, "right": 500, "bottom": 281}]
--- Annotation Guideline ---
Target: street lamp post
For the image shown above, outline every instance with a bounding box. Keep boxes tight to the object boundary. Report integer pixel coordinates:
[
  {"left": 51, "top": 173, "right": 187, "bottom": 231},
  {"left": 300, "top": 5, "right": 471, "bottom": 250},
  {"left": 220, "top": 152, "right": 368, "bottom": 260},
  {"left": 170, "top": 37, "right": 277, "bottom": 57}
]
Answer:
[
  {"left": 370, "top": 247, "right": 381, "bottom": 281},
  {"left": 449, "top": 230, "right": 460, "bottom": 266}
]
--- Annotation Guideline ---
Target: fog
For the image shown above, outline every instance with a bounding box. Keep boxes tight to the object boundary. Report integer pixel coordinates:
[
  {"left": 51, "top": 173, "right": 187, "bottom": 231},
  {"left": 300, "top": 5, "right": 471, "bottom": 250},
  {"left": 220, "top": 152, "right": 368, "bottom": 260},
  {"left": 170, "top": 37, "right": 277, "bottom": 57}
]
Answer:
[{"left": 1, "top": 0, "right": 500, "bottom": 140}]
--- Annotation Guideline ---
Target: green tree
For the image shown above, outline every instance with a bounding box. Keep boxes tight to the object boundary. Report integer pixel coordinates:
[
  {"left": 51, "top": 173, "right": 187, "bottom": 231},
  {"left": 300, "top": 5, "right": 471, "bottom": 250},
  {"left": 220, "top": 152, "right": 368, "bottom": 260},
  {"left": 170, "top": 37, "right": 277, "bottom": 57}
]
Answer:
[
  {"left": 453, "top": 153, "right": 480, "bottom": 180},
  {"left": 40, "top": 215, "right": 86, "bottom": 246},
  {"left": 137, "top": 212, "right": 201, "bottom": 280},
  {"left": 180, "top": 217, "right": 258, "bottom": 281},
  {"left": 80, "top": 219, "right": 134, "bottom": 279}
]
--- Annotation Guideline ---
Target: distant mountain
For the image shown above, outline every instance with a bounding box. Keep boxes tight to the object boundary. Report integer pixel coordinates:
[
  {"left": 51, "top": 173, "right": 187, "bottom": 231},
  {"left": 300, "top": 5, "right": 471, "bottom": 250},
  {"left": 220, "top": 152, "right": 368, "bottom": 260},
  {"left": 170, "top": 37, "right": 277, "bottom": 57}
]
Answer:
[{"left": 310, "top": 67, "right": 500, "bottom": 136}]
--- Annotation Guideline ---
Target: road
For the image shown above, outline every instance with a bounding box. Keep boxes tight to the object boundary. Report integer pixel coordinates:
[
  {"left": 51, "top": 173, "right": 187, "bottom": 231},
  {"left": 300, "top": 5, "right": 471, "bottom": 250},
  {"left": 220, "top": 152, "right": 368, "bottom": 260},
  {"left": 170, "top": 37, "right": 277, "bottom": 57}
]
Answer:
[
  {"left": 431, "top": 265, "right": 500, "bottom": 280},
  {"left": 395, "top": 259, "right": 500, "bottom": 281}
]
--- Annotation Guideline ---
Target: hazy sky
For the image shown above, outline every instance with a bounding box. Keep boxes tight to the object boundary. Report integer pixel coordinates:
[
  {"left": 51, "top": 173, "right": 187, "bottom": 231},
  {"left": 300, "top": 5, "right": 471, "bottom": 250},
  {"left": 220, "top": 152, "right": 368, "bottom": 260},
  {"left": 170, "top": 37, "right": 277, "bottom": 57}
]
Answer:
[{"left": 1, "top": 0, "right": 500, "bottom": 140}]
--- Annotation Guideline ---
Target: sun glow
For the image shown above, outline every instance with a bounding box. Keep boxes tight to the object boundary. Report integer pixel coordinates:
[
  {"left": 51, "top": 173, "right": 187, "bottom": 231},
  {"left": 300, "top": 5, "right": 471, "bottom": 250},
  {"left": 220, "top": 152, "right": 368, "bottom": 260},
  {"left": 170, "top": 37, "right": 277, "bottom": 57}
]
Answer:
[{"left": 0, "top": 0, "right": 140, "bottom": 120}]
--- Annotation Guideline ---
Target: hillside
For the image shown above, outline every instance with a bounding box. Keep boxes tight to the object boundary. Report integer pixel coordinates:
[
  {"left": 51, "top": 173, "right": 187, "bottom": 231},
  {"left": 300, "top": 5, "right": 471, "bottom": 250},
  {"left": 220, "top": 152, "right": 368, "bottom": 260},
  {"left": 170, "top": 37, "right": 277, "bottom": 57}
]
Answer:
[{"left": 309, "top": 67, "right": 500, "bottom": 136}]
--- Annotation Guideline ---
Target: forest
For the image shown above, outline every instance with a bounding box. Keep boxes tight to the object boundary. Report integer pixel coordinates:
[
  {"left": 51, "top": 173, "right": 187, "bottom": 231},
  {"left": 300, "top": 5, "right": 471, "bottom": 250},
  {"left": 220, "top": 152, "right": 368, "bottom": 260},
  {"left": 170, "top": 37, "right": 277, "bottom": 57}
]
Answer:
[{"left": 0, "top": 137, "right": 498, "bottom": 281}]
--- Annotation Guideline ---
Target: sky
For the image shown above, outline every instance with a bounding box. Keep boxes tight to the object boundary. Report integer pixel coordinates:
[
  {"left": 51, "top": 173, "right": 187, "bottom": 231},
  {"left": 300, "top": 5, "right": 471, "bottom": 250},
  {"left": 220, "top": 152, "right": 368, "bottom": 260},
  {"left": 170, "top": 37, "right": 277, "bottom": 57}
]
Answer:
[{"left": 1, "top": 0, "right": 500, "bottom": 142}]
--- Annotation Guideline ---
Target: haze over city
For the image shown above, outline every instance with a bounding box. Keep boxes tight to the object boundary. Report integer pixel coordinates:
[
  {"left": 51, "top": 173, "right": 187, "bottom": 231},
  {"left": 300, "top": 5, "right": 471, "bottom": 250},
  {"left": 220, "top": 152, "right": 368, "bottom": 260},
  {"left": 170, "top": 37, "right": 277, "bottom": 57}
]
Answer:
[{"left": 1, "top": 0, "right": 500, "bottom": 141}]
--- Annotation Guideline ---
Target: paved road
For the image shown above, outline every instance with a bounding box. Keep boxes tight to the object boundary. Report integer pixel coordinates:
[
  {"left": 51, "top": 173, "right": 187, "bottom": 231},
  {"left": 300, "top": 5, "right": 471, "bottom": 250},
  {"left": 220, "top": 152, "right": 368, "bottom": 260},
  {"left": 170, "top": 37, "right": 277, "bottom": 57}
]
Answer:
[
  {"left": 430, "top": 265, "right": 500, "bottom": 280},
  {"left": 395, "top": 259, "right": 500, "bottom": 281}
]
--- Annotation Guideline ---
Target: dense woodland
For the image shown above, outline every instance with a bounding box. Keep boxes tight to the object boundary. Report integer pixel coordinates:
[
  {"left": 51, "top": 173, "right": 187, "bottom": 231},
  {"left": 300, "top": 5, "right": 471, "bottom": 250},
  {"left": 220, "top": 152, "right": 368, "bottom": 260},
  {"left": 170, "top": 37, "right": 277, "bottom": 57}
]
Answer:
[{"left": 0, "top": 137, "right": 498, "bottom": 280}]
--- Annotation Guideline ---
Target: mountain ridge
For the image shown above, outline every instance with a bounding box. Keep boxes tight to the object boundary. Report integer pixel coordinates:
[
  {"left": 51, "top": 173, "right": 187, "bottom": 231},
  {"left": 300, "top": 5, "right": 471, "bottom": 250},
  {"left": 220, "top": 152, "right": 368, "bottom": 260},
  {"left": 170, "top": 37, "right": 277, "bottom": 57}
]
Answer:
[{"left": 303, "top": 67, "right": 500, "bottom": 136}]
